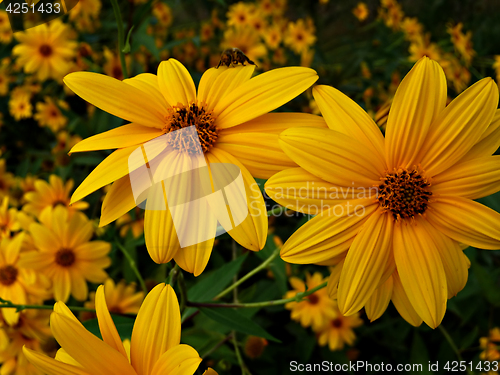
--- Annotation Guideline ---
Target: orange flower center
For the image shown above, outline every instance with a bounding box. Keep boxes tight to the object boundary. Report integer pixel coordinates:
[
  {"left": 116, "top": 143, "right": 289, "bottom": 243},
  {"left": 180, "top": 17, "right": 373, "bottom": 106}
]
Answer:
[
  {"left": 0, "top": 265, "right": 18, "bottom": 286},
  {"left": 165, "top": 103, "right": 218, "bottom": 154},
  {"left": 39, "top": 44, "right": 53, "bottom": 57},
  {"left": 331, "top": 318, "right": 343, "bottom": 328},
  {"left": 55, "top": 249, "right": 76, "bottom": 267},
  {"left": 306, "top": 293, "right": 319, "bottom": 305},
  {"left": 377, "top": 167, "right": 432, "bottom": 221}
]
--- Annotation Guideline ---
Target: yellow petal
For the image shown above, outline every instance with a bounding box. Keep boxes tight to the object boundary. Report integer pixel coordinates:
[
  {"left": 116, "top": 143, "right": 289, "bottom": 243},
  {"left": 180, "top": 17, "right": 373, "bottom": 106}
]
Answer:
[
  {"left": 100, "top": 175, "right": 137, "bottom": 227},
  {"left": 144, "top": 207, "right": 181, "bottom": 264},
  {"left": 222, "top": 113, "right": 327, "bottom": 136},
  {"left": 206, "top": 148, "right": 267, "bottom": 251},
  {"left": 53, "top": 269, "right": 71, "bottom": 302},
  {"left": 214, "top": 67, "right": 318, "bottom": 129},
  {"left": 338, "top": 209, "right": 394, "bottom": 315},
  {"left": 391, "top": 272, "right": 423, "bottom": 327},
  {"left": 432, "top": 156, "right": 500, "bottom": 199},
  {"left": 157, "top": 59, "right": 196, "bottom": 106},
  {"left": 385, "top": 57, "right": 447, "bottom": 170},
  {"left": 131, "top": 284, "right": 181, "bottom": 375},
  {"left": 459, "top": 109, "right": 500, "bottom": 162},
  {"left": 202, "top": 368, "right": 219, "bottom": 375},
  {"left": 313, "top": 85, "right": 385, "bottom": 164},
  {"left": 417, "top": 78, "right": 499, "bottom": 176},
  {"left": 393, "top": 218, "right": 447, "bottom": 328},
  {"left": 326, "top": 258, "right": 345, "bottom": 299},
  {"left": 150, "top": 344, "right": 201, "bottom": 375},
  {"left": 365, "top": 275, "right": 393, "bottom": 322},
  {"left": 29, "top": 223, "right": 62, "bottom": 252},
  {"left": 124, "top": 73, "right": 170, "bottom": 114},
  {"left": 281, "top": 203, "right": 378, "bottom": 264},
  {"left": 63, "top": 72, "right": 165, "bottom": 128},
  {"left": 70, "top": 124, "right": 163, "bottom": 153},
  {"left": 51, "top": 310, "right": 135, "bottom": 375},
  {"left": 426, "top": 196, "right": 500, "bottom": 250},
  {"left": 95, "top": 285, "right": 128, "bottom": 358},
  {"left": 4, "top": 232, "right": 24, "bottom": 264},
  {"left": 279, "top": 127, "right": 384, "bottom": 187},
  {"left": 174, "top": 237, "right": 215, "bottom": 277},
  {"left": 23, "top": 347, "right": 91, "bottom": 375}
]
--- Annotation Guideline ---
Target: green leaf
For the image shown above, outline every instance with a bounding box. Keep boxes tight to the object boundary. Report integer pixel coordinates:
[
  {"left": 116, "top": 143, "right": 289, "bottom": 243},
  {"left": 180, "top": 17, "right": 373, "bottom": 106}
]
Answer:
[
  {"left": 471, "top": 260, "right": 500, "bottom": 307},
  {"left": 82, "top": 315, "right": 135, "bottom": 341},
  {"left": 199, "top": 307, "right": 280, "bottom": 343},
  {"left": 410, "top": 331, "right": 431, "bottom": 374}
]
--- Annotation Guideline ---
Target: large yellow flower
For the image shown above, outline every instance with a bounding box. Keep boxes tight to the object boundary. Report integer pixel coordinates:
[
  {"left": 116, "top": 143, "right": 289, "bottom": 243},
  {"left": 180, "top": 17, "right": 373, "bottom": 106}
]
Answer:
[
  {"left": 64, "top": 58, "right": 321, "bottom": 276},
  {"left": 265, "top": 57, "right": 500, "bottom": 328},
  {"left": 23, "top": 283, "right": 211, "bottom": 375}
]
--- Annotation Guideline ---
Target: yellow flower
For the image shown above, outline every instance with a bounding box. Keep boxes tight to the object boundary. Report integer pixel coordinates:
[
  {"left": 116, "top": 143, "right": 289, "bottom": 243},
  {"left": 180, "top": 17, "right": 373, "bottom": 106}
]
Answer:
[
  {"left": 0, "top": 234, "right": 50, "bottom": 325},
  {"left": 0, "top": 63, "right": 11, "bottom": 96},
  {"left": 69, "top": 0, "right": 101, "bottom": 32},
  {"left": 8, "top": 87, "right": 33, "bottom": 121},
  {"left": 244, "top": 336, "right": 268, "bottom": 359},
  {"left": 263, "top": 24, "right": 282, "bottom": 50},
  {"left": 0, "top": 159, "right": 15, "bottom": 202},
  {"left": 64, "top": 58, "right": 319, "bottom": 276},
  {"left": 353, "top": 2, "right": 369, "bottom": 21},
  {"left": 284, "top": 272, "right": 336, "bottom": 331},
  {"left": 34, "top": 97, "right": 68, "bottom": 132},
  {"left": 226, "top": 2, "right": 255, "bottom": 28},
  {"left": 24, "top": 283, "right": 210, "bottom": 375},
  {"left": 0, "top": 11, "right": 12, "bottom": 44},
  {"left": 21, "top": 206, "right": 111, "bottom": 302},
  {"left": 116, "top": 208, "right": 144, "bottom": 239},
  {"left": 152, "top": 2, "right": 173, "bottom": 28},
  {"left": 401, "top": 17, "right": 423, "bottom": 41},
  {"left": 284, "top": 19, "right": 316, "bottom": 55},
  {"left": 315, "top": 304, "right": 363, "bottom": 351},
  {"left": 52, "top": 131, "right": 82, "bottom": 167},
  {"left": 12, "top": 20, "right": 77, "bottom": 82},
  {"left": 22, "top": 175, "right": 89, "bottom": 218},
  {"left": 266, "top": 57, "right": 500, "bottom": 328},
  {"left": 0, "top": 197, "right": 20, "bottom": 239},
  {"left": 480, "top": 327, "right": 500, "bottom": 361},
  {"left": 447, "top": 23, "right": 475, "bottom": 65}
]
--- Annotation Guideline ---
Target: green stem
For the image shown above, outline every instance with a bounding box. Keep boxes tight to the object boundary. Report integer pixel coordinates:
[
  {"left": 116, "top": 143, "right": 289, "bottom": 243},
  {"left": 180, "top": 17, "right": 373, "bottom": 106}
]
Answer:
[
  {"left": 115, "top": 242, "right": 147, "bottom": 295},
  {"left": 190, "top": 281, "right": 327, "bottom": 309},
  {"left": 232, "top": 331, "right": 251, "bottom": 375},
  {"left": 168, "top": 263, "right": 180, "bottom": 286},
  {"left": 438, "top": 325, "right": 474, "bottom": 375},
  {"left": 201, "top": 333, "right": 233, "bottom": 359},
  {"left": 214, "top": 246, "right": 280, "bottom": 300},
  {"left": 110, "top": 0, "right": 128, "bottom": 79},
  {"left": 177, "top": 269, "right": 188, "bottom": 314}
]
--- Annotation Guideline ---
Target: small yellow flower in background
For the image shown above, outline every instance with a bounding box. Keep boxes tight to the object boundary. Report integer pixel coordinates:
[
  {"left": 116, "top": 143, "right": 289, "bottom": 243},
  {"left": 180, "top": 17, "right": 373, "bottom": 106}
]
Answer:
[
  {"left": 34, "top": 97, "right": 68, "bottom": 133},
  {"left": 24, "top": 283, "right": 212, "bottom": 375},
  {"left": 21, "top": 206, "right": 111, "bottom": 302},
  {"left": 263, "top": 24, "right": 283, "bottom": 50},
  {"left": 152, "top": 2, "right": 173, "bottom": 28},
  {"left": 0, "top": 160, "right": 15, "bottom": 201},
  {"left": 226, "top": 2, "right": 255, "bottom": 29},
  {"left": 244, "top": 336, "right": 268, "bottom": 359},
  {"left": 480, "top": 327, "right": 500, "bottom": 361},
  {"left": 8, "top": 87, "right": 32, "bottom": 121},
  {"left": 315, "top": 306, "right": 363, "bottom": 351},
  {"left": 447, "top": 23, "right": 475, "bottom": 65},
  {"left": 116, "top": 208, "right": 144, "bottom": 239},
  {"left": 52, "top": 131, "right": 82, "bottom": 166},
  {"left": 284, "top": 18, "right": 316, "bottom": 55},
  {"left": 401, "top": 17, "right": 423, "bottom": 41},
  {"left": 69, "top": 0, "right": 102, "bottom": 32},
  {"left": 353, "top": 2, "right": 369, "bottom": 22},
  {"left": 0, "top": 61, "right": 11, "bottom": 96},
  {"left": 266, "top": 56, "right": 500, "bottom": 328},
  {"left": 285, "top": 272, "right": 336, "bottom": 331},
  {"left": 12, "top": 20, "right": 77, "bottom": 82},
  {"left": 103, "top": 46, "right": 130, "bottom": 81},
  {"left": 64, "top": 58, "right": 319, "bottom": 276},
  {"left": 378, "top": 0, "right": 404, "bottom": 31},
  {"left": 0, "top": 197, "right": 20, "bottom": 239},
  {"left": 0, "top": 11, "right": 12, "bottom": 44}
]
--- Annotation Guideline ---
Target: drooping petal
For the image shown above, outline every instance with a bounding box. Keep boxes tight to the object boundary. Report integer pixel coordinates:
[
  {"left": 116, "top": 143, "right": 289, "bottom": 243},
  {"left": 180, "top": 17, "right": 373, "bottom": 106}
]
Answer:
[
  {"left": 432, "top": 156, "right": 500, "bottom": 199},
  {"left": 279, "top": 127, "right": 385, "bottom": 187},
  {"left": 131, "top": 284, "right": 181, "bottom": 375},
  {"left": 393, "top": 218, "right": 447, "bottom": 328},
  {"left": 157, "top": 59, "right": 196, "bottom": 107},
  {"left": 144, "top": 207, "right": 181, "bottom": 264},
  {"left": 70, "top": 124, "right": 163, "bottom": 153},
  {"left": 312, "top": 85, "right": 386, "bottom": 164},
  {"left": 385, "top": 57, "right": 447, "bottom": 170},
  {"left": 426, "top": 196, "right": 500, "bottom": 250},
  {"left": 174, "top": 237, "right": 215, "bottom": 277},
  {"left": 281, "top": 203, "right": 378, "bottom": 264},
  {"left": 338, "top": 209, "right": 394, "bottom": 315},
  {"left": 417, "top": 78, "right": 499, "bottom": 177},
  {"left": 459, "top": 109, "right": 500, "bottom": 162},
  {"left": 100, "top": 175, "right": 137, "bottom": 227},
  {"left": 63, "top": 72, "right": 165, "bottom": 128},
  {"left": 391, "top": 272, "right": 423, "bottom": 327},
  {"left": 95, "top": 285, "right": 128, "bottom": 358},
  {"left": 214, "top": 67, "right": 318, "bottom": 129},
  {"left": 23, "top": 347, "right": 91, "bottom": 375},
  {"left": 150, "top": 344, "right": 201, "bottom": 375},
  {"left": 365, "top": 275, "right": 394, "bottom": 322}
]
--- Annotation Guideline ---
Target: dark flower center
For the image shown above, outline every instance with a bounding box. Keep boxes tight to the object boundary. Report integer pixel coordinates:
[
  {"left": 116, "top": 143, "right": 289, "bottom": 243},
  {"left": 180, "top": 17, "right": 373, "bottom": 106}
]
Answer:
[
  {"left": 331, "top": 318, "right": 343, "bottom": 328},
  {"left": 306, "top": 293, "right": 319, "bottom": 305},
  {"left": 377, "top": 167, "right": 432, "bottom": 221},
  {"left": 0, "top": 265, "right": 18, "bottom": 285},
  {"left": 39, "top": 44, "right": 53, "bottom": 57},
  {"left": 55, "top": 249, "right": 76, "bottom": 267}
]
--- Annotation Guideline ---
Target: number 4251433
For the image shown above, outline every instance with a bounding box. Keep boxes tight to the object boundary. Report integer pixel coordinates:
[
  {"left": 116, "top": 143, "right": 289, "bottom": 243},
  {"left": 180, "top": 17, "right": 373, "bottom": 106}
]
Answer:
[{"left": 5, "top": 2, "right": 61, "bottom": 13}]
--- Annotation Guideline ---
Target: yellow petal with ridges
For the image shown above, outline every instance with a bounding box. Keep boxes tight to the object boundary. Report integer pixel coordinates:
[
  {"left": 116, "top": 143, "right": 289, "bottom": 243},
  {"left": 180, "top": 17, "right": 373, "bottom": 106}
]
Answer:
[
  {"left": 214, "top": 67, "right": 318, "bottom": 129},
  {"left": 95, "top": 285, "right": 128, "bottom": 358},
  {"left": 100, "top": 175, "right": 137, "bottom": 227},
  {"left": 279, "top": 127, "right": 385, "bottom": 187},
  {"left": 23, "top": 347, "right": 91, "bottom": 375},
  {"left": 426, "top": 196, "right": 500, "bottom": 250},
  {"left": 417, "top": 78, "right": 499, "bottom": 176},
  {"left": 459, "top": 109, "right": 500, "bottom": 162},
  {"left": 385, "top": 57, "right": 447, "bottom": 170},
  {"left": 365, "top": 275, "right": 393, "bottom": 322},
  {"left": 326, "top": 258, "right": 345, "bottom": 300},
  {"left": 63, "top": 72, "right": 165, "bottom": 128},
  {"left": 123, "top": 73, "right": 170, "bottom": 114},
  {"left": 313, "top": 85, "right": 386, "bottom": 164},
  {"left": 391, "top": 272, "right": 423, "bottom": 327},
  {"left": 393, "top": 218, "right": 447, "bottom": 328},
  {"left": 70, "top": 124, "right": 163, "bottom": 154},
  {"left": 29, "top": 223, "right": 62, "bottom": 252},
  {"left": 150, "top": 344, "right": 201, "bottom": 375},
  {"left": 432, "top": 156, "right": 500, "bottom": 199},
  {"left": 53, "top": 269, "right": 71, "bottom": 302},
  {"left": 338, "top": 209, "right": 394, "bottom": 315},
  {"left": 131, "top": 284, "right": 181, "bottom": 375},
  {"left": 174, "top": 237, "right": 215, "bottom": 277},
  {"left": 157, "top": 59, "right": 196, "bottom": 107},
  {"left": 281, "top": 203, "right": 377, "bottom": 264}
]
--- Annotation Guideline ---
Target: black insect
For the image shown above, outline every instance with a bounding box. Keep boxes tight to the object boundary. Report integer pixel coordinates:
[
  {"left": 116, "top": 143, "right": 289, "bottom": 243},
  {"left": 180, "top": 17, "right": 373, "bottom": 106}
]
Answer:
[{"left": 216, "top": 48, "right": 257, "bottom": 68}]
